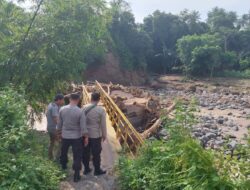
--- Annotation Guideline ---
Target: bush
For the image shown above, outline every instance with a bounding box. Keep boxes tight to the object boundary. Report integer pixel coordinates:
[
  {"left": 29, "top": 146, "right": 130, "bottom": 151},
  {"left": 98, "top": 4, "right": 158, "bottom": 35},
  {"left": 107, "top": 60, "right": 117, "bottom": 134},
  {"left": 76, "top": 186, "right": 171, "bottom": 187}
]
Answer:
[
  {"left": 0, "top": 87, "right": 63, "bottom": 190},
  {"left": 240, "top": 58, "right": 250, "bottom": 70},
  {"left": 219, "top": 70, "right": 250, "bottom": 79},
  {"left": 0, "top": 87, "right": 28, "bottom": 153},
  {"left": 0, "top": 152, "right": 62, "bottom": 190},
  {"left": 117, "top": 102, "right": 249, "bottom": 190}
]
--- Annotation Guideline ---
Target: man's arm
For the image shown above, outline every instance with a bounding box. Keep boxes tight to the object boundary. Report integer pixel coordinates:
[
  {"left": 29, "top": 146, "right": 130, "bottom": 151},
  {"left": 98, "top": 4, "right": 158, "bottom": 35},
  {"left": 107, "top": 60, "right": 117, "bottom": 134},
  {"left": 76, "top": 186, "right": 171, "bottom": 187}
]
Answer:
[
  {"left": 57, "top": 110, "right": 63, "bottom": 131},
  {"left": 52, "top": 106, "right": 59, "bottom": 125},
  {"left": 80, "top": 110, "right": 88, "bottom": 146},
  {"left": 101, "top": 109, "right": 107, "bottom": 141},
  {"left": 80, "top": 110, "right": 88, "bottom": 136}
]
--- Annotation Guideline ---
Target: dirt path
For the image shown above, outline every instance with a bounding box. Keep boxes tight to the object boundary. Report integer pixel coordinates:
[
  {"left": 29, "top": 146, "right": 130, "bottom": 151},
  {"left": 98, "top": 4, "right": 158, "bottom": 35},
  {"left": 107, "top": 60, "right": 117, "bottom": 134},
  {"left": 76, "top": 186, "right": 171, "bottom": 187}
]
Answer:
[{"left": 34, "top": 113, "right": 121, "bottom": 190}]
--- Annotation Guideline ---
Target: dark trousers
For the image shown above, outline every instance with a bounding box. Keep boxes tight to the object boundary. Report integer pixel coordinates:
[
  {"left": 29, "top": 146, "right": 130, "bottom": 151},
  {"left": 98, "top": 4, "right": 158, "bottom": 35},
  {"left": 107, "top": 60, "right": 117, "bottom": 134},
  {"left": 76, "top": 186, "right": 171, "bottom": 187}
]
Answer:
[
  {"left": 82, "top": 137, "right": 102, "bottom": 172},
  {"left": 60, "top": 138, "right": 82, "bottom": 171}
]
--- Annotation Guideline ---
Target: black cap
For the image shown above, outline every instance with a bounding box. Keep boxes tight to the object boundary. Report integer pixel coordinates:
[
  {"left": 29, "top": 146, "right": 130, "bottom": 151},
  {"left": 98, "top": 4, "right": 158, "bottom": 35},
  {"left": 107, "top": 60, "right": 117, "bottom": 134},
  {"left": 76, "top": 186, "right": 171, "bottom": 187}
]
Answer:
[
  {"left": 54, "top": 94, "right": 64, "bottom": 101},
  {"left": 70, "top": 93, "right": 80, "bottom": 100}
]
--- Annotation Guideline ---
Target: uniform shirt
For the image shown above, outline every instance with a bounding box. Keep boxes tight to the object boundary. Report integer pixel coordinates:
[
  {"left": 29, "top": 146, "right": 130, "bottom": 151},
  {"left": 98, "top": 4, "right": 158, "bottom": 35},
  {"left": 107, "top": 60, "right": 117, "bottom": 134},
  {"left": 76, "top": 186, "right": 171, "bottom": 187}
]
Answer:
[
  {"left": 83, "top": 103, "right": 107, "bottom": 139},
  {"left": 46, "top": 102, "right": 59, "bottom": 133},
  {"left": 57, "top": 104, "right": 87, "bottom": 139}
]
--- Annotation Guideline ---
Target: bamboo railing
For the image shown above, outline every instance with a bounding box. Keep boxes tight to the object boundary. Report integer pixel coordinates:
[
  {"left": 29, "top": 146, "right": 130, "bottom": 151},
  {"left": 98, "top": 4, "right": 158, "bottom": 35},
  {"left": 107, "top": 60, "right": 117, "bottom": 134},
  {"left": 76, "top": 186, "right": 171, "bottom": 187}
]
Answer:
[
  {"left": 95, "top": 81, "right": 144, "bottom": 154},
  {"left": 81, "top": 81, "right": 144, "bottom": 155},
  {"left": 81, "top": 83, "right": 91, "bottom": 106}
]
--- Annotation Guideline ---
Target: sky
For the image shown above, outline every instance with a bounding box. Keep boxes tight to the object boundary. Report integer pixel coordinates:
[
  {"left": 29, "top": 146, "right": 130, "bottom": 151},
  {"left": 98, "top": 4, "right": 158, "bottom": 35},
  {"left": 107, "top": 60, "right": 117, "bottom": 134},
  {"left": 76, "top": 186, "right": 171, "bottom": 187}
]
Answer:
[
  {"left": 125, "top": 0, "right": 250, "bottom": 22},
  {"left": 14, "top": 0, "right": 250, "bottom": 23}
]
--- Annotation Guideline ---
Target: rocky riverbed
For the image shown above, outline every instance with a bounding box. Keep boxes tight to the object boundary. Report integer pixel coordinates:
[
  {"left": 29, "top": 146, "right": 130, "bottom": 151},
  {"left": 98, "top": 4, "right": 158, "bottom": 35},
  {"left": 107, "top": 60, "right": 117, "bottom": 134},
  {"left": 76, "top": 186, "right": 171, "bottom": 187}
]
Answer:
[
  {"left": 149, "top": 75, "right": 250, "bottom": 150},
  {"left": 99, "top": 75, "right": 250, "bottom": 150}
]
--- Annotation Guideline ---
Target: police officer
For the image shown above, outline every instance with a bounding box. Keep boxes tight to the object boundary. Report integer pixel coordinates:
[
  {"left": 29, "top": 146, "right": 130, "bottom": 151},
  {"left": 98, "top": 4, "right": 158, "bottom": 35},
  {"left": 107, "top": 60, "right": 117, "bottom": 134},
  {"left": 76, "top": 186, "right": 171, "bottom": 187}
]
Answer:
[
  {"left": 82, "top": 92, "right": 107, "bottom": 176},
  {"left": 57, "top": 93, "right": 88, "bottom": 182}
]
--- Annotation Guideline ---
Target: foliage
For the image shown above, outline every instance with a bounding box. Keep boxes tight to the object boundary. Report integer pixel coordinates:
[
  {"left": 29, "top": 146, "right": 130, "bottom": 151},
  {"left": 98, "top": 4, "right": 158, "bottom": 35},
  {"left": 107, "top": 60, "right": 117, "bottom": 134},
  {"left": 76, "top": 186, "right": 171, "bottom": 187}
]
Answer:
[
  {"left": 207, "top": 7, "right": 237, "bottom": 32},
  {"left": 0, "top": 152, "right": 62, "bottom": 190},
  {"left": 143, "top": 10, "right": 189, "bottom": 74},
  {"left": 117, "top": 101, "right": 249, "bottom": 190},
  {"left": 109, "top": 0, "right": 152, "bottom": 70},
  {"left": 177, "top": 34, "right": 221, "bottom": 76},
  {"left": 240, "top": 57, "right": 250, "bottom": 70},
  {"left": 179, "top": 9, "right": 209, "bottom": 35},
  {"left": 0, "top": 0, "right": 110, "bottom": 113},
  {"left": 1, "top": 0, "right": 250, "bottom": 114},
  {"left": 0, "top": 86, "right": 28, "bottom": 153},
  {"left": 191, "top": 45, "right": 222, "bottom": 77},
  {"left": 0, "top": 87, "right": 63, "bottom": 190},
  {"left": 219, "top": 70, "right": 250, "bottom": 79}
]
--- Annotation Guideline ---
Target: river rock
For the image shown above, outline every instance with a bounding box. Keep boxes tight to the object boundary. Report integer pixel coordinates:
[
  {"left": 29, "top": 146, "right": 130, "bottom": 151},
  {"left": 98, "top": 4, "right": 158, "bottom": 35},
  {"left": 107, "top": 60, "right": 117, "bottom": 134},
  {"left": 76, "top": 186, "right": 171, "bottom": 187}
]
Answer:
[
  {"left": 227, "top": 140, "right": 237, "bottom": 150},
  {"left": 205, "top": 132, "right": 217, "bottom": 140},
  {"left": 199, "top": 136, "right": 209, "bottom": 145},
  {"left": 193, "top": 132, "right": 203, "bottom": 137},
  {"left": 217, "top": 118, "right": 224, "bottom": 124},
  {"left": 203, "top": 123, "right": 212, "bottom": 128},
  {"left": 159, "top": 129, "right": 168, "bottom": 136},
  {"left": 208, "top": 106, "right": 214, "bottom": 110},
  {"left": 215, "top": 140, "right": 224, "bottom": 146},
  {"left": 233, "top": 126, "right": 239, "bottom": 131}
]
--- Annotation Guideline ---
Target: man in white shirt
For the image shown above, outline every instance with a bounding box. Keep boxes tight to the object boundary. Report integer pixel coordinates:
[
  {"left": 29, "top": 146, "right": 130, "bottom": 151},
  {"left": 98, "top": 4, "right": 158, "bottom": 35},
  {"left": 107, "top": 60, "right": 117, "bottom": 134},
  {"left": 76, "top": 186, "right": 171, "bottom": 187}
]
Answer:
[
  {"left": 58, "top": 93, "right": 88, "bottom": 182},
  {"left": 82, "top": 92, "right": 107, "bottom": 176}
]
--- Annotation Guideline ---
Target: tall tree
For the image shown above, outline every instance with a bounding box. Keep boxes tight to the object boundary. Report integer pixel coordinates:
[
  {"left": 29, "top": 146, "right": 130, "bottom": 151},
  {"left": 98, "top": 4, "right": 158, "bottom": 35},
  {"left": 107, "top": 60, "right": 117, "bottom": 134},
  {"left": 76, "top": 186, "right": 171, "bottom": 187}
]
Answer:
[
  {"left": 143, "top": 11, "right": 188, "bottom": 73},
  {"left": 179, "top": 9, "right": 209, "bottom": 35},
  {"left": 239, "top": 11, "right": 250, "bottom": 30},
  {"left": 0, "top": 0, "right": 110, "bottom": 112},
  {"left": 109, "top": 0, "right": 152, "bottom": 70},
  {"left": 207, "top": 7, "right": 237, "bottom": 32},
  {"left": 177, "top": 34, "right": 221, "bottom": 76}
]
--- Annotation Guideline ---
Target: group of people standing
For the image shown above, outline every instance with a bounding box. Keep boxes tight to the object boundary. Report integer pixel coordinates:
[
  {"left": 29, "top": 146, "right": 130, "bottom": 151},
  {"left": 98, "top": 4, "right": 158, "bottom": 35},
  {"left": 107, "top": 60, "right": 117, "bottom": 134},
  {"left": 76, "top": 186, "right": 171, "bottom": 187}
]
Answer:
[{"left": 46, "top": 92, "right": 107, "bottom": 182}]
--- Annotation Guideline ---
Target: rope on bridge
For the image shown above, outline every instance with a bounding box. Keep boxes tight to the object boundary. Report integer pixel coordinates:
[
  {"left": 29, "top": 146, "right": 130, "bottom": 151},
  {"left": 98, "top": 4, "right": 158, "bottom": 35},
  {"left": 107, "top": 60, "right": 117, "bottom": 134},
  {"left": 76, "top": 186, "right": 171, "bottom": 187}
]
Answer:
[{"left": 81, "top": 81, "right": 144, "bottom": 155}]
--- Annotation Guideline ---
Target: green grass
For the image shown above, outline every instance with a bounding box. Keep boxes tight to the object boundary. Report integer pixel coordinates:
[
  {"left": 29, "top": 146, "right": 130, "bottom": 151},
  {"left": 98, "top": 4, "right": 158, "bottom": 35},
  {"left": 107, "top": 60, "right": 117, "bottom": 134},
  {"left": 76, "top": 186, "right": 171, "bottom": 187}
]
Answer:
[{"left": 117, "top": 102, "right": 250, "bottom": 190}]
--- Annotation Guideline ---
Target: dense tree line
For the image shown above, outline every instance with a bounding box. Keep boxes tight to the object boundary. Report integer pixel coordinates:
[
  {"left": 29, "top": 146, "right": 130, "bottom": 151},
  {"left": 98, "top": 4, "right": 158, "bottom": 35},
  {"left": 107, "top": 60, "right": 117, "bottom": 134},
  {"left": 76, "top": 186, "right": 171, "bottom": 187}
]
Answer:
[
  {"left": 109, "top": 2, "right": 250, "bottom": 77},
  {"left": 1, "top": 0, "right": 250, "bottom": 111},
  {"left": 0, "top": 0, "right": 110, "bottom": 112},
  {"left": 116, "top": 5, "right": 250, "bottom": 77}
]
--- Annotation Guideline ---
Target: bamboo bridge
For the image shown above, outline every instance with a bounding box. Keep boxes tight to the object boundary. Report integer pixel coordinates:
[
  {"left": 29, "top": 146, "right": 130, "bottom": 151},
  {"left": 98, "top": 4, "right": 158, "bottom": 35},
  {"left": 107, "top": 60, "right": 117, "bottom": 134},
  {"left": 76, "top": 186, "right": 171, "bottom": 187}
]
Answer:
[{"left": 81, "top": 81, "right": 144, "bottom": 155}]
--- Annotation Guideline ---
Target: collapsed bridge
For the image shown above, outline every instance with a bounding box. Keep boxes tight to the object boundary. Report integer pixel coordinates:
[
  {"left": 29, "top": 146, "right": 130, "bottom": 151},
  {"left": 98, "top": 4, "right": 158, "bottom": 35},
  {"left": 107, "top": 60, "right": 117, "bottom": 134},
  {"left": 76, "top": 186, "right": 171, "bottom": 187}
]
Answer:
[{"left": 81, "top": 81, "right": 175, "bottom": 156}]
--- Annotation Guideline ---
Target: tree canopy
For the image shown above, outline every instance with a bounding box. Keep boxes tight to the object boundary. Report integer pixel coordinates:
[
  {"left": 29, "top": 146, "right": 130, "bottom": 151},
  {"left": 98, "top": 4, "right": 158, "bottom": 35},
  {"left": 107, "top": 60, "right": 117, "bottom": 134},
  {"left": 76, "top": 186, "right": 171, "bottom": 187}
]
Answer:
[{"left": 0, "top": 0, "right": 250, "bottom": 112}]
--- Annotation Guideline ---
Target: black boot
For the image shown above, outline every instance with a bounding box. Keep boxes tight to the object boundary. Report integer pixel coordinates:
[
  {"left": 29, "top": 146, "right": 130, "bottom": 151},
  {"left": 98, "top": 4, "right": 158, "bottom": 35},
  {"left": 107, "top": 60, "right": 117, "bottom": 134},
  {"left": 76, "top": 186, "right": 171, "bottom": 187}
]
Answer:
[
  {"left": 94, "top": 169, "right": 106, "bottom": 176},
  {"left": 83, "top": 168, "right": 92, "bottom": 175},
  {"left": 61, "top": 164, "right": 67, "bottom": 170},
  {"left": 73, "top": 171, "right": 81, "bottom": 182}
]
